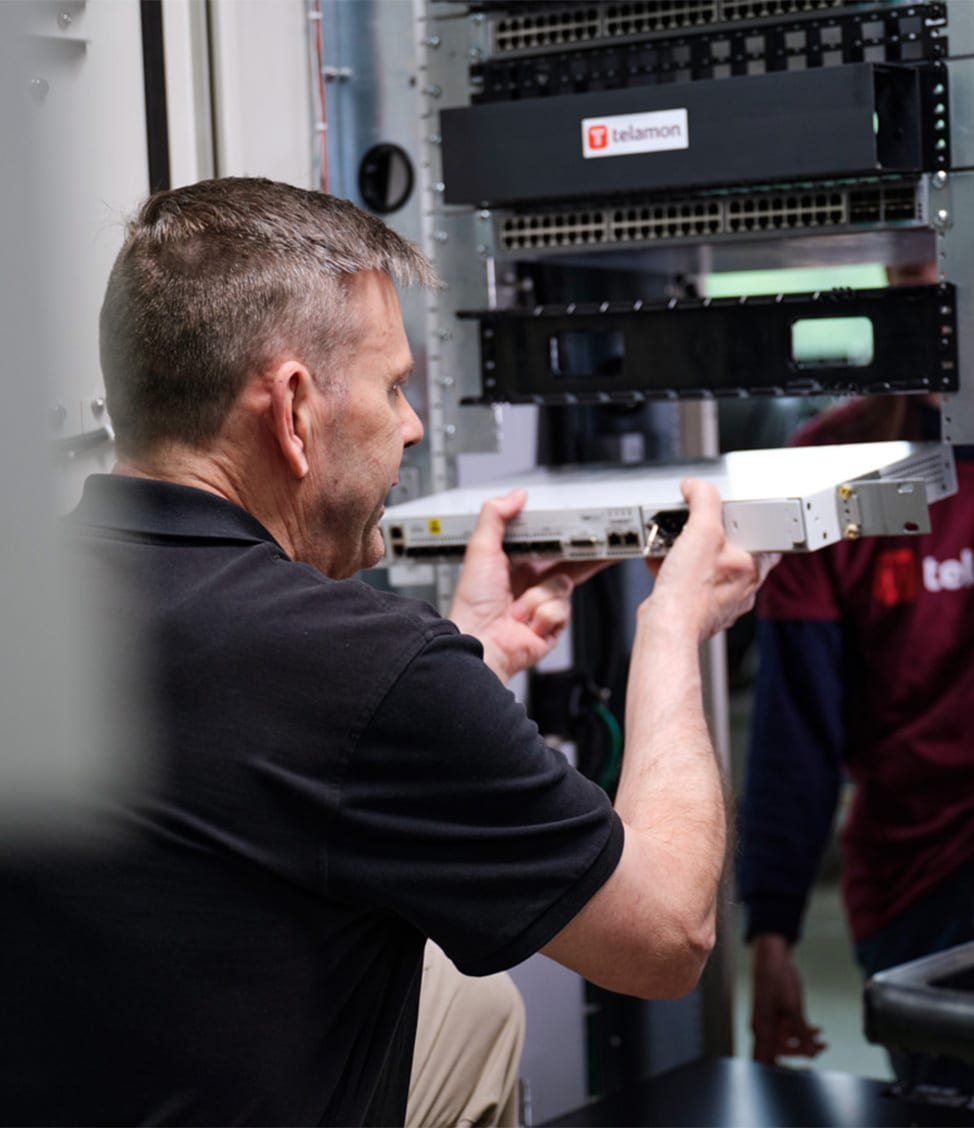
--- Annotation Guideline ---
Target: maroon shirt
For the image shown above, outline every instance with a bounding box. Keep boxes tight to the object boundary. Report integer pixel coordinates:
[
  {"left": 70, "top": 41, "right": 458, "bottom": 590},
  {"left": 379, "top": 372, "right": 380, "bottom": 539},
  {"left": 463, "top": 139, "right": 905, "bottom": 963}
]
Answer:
[{"left": 757, "top": 400, "right": 974, "bottom": 942}]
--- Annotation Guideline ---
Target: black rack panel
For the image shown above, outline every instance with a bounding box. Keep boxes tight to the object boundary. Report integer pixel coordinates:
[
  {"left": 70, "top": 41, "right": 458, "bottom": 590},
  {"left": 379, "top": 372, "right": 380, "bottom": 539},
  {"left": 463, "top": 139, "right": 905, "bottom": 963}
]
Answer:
[
  {"left": 441, "top": 63, "right": 947, "bottom": 207},
  {"left": 459, "top": 284, "right": 957, "bottom": 404},
  {"left": 473, "top": 2, "right": 945, "bottom": 94}
]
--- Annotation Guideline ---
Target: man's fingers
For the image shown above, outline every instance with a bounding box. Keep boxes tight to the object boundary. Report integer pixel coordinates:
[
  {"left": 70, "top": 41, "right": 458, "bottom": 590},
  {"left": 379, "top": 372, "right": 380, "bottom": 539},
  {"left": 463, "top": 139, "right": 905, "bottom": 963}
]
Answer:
[
  {"left": 512, "top": 574, "right": 573, "bottom": 636},
  {"left": 487, "top": 487, "right": 528, "bottom": 522},
  {"left": 680, "top": 477, "right": 723, "bottom": 529},
  {"left": 539, "top": 558, "right": 613, "bottom": 588},
  {"left": 467, "top": 489, "right": 528, "bottom": 551},
  {"left": 510, "top": 558, "right": 613, "bottom": 602},
  {"left": 755, "top": 551, "right": 781, "bottom": 585}
]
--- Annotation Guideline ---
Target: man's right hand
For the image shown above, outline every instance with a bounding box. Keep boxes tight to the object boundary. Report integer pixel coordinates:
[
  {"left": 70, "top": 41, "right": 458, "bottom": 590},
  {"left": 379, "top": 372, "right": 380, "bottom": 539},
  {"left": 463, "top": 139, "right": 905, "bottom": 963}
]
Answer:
[
  {"left": 646, "top": 479, "right": 778, "bottom": 642},
  {"left": 751, "top": 933, "right": 827, "bottom": 1064}
]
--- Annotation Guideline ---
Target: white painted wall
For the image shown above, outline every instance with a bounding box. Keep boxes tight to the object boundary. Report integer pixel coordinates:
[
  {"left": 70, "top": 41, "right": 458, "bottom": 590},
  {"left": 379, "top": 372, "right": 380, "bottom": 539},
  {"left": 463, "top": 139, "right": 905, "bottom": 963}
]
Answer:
[
  {"left": 29, "top": 0, "right": 151, "bottom": 505},
  {"left": 36, "top": 0, "right": 315, "bottom": 507},
  {"left": 162, "top": 0, "right": 215, "bottom": 187},
  {"left": 1, "top": 0, "right": 150, "bottom": 821},
  {"left": 4, "top": 0, "right": 316, "bottom": 819},
  {"left": 208, "top": 0, "right": 313, "bottom": 186}
]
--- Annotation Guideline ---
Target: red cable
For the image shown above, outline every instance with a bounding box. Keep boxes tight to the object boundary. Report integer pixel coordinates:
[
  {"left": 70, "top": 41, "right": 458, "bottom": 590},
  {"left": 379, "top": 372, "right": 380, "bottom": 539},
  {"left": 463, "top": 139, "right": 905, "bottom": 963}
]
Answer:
[{"left": 313, "top": 0, "right": 329, "bottom": 192}]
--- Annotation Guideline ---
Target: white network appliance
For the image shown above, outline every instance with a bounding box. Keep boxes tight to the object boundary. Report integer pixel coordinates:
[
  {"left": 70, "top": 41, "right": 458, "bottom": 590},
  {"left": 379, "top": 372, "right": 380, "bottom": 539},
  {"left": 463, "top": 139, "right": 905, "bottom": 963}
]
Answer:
[{"left": 380, "top": 442, "right": 956, "bottom": 564}]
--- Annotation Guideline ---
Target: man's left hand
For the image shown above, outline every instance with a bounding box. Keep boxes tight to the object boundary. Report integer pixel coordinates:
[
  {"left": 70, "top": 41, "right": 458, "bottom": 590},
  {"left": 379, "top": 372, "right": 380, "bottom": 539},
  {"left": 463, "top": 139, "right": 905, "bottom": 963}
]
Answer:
[{"left": 448, "top": 490, "right": 607, "bottom": 684}]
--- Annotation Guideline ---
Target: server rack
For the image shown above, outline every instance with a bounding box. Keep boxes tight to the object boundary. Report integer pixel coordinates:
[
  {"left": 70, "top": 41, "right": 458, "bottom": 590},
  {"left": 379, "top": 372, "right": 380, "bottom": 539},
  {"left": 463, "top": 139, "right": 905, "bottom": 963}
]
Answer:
[{"left": 320, "top": 0, "right": 974, "bottom": 1119}]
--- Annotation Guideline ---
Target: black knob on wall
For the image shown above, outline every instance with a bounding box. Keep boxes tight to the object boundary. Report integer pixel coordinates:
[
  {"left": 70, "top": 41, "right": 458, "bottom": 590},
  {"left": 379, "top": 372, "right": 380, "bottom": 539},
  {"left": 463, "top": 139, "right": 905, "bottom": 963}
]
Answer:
[{"left": 358, "top": 143, "right": 414, "bottom": 215}]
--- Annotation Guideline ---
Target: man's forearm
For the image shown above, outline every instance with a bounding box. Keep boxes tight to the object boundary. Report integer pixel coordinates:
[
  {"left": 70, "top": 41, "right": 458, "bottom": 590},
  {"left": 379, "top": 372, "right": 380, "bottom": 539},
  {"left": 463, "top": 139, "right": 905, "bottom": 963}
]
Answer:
[
  {"left": 538, "top": 481, "right": 766, "bottom": 999},
  {"left": 617, "top": 603, "right": 727, "bottom": 946},
  {"left": 537, "top": 604, "right": 729, "bottom": 999}
]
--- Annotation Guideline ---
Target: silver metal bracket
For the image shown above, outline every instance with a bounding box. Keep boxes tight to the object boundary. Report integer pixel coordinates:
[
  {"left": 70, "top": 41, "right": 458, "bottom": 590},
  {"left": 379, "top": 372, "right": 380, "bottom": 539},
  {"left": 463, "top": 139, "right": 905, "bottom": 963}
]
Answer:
[{"left": 837, "top": 478, "right": 931, "bottom": 541}]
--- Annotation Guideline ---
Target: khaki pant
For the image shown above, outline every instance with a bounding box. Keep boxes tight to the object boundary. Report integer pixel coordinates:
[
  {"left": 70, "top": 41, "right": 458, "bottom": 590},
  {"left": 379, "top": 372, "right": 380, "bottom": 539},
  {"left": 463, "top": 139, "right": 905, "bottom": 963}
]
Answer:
[{"left": 406, "top": 943, "right": 525, "bottom": 1128}]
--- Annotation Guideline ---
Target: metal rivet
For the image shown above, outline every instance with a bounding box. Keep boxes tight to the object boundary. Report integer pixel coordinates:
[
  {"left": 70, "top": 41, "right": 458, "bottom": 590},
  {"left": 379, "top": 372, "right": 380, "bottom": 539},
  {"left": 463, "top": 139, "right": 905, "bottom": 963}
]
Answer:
[
  {"left": 57, "top": 10, "right": 72, "bottom": 30},
  {"left": 934, "top": 170, "right": 948, "bottom": 188},
  {"left": 91, "top": 397, "right": 106, "bottom": 415},
  {"left": 30, "top": 77, "right": 50, "bottom": 102},
  {"left": 838, "top": 483, "right": 854, "bottom": 501},
  {"left": 844, "top": 524, "right": 861, "bottom": 540}
]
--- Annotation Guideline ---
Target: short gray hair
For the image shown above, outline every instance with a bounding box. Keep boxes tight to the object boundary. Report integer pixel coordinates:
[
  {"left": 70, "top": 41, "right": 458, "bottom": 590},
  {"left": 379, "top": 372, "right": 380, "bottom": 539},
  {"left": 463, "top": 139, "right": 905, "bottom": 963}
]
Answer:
[{"left": 100, "top": 177, "right": 437, "bottom": 457}]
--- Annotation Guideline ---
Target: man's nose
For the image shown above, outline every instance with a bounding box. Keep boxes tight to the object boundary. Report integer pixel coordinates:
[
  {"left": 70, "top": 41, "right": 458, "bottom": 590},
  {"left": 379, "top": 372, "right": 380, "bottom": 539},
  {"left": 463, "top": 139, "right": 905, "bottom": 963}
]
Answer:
[{"left": 402, "top": 396, "right": 424, "bottom": 448}]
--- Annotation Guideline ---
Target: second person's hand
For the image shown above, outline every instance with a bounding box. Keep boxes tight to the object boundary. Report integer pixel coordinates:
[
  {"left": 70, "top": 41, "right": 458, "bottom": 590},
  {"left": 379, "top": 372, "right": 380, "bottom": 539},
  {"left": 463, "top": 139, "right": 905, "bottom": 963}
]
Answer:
[{"left": 751, "top": 933, "right": 827, "bottom": 1064}]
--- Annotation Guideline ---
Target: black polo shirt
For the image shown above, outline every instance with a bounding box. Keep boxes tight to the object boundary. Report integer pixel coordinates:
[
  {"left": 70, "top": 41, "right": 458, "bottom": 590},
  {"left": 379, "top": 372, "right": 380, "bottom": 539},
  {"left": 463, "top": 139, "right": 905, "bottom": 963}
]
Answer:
[{"left": 0, "top": 474, "right": 623, "bottom": 1125}]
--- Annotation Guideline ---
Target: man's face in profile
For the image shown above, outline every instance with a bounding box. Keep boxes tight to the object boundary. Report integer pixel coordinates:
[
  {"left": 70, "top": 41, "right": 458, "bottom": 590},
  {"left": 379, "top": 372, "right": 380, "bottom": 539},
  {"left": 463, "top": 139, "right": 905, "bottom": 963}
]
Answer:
[{"left": 297, "top": 271, "right": 423, "bottom": 578}]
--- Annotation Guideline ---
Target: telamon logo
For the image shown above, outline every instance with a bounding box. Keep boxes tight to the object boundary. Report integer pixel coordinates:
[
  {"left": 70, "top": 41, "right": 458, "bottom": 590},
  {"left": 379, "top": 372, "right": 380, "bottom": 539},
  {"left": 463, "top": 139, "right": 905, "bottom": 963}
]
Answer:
[{"left": 587, "top": 124, "right": 608, "bottom": 149}]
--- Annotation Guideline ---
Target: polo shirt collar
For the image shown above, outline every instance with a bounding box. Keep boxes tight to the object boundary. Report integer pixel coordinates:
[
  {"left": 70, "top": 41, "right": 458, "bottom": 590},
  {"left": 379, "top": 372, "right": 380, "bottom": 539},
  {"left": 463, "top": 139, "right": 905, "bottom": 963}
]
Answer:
[{"left": 68, "top": 474, "right": 286, "bottom": 551}]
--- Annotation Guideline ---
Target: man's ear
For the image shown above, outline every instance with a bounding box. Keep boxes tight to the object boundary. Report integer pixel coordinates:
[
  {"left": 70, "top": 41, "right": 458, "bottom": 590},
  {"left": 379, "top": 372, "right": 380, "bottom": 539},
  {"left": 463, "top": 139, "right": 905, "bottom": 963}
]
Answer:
[{"left": 268, "top": 361, "right": 316, "bottom": 480}]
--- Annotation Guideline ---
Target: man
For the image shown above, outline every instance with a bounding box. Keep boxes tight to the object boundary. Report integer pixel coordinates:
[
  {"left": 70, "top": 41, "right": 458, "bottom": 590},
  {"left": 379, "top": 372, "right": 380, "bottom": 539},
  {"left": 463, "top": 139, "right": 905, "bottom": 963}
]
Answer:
[
  {"left": 0, "top": 178, "right": 767, "bottom": 1124},
  {"left": 739, "top": 264, "right": 974, "bottom": 1090}
]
